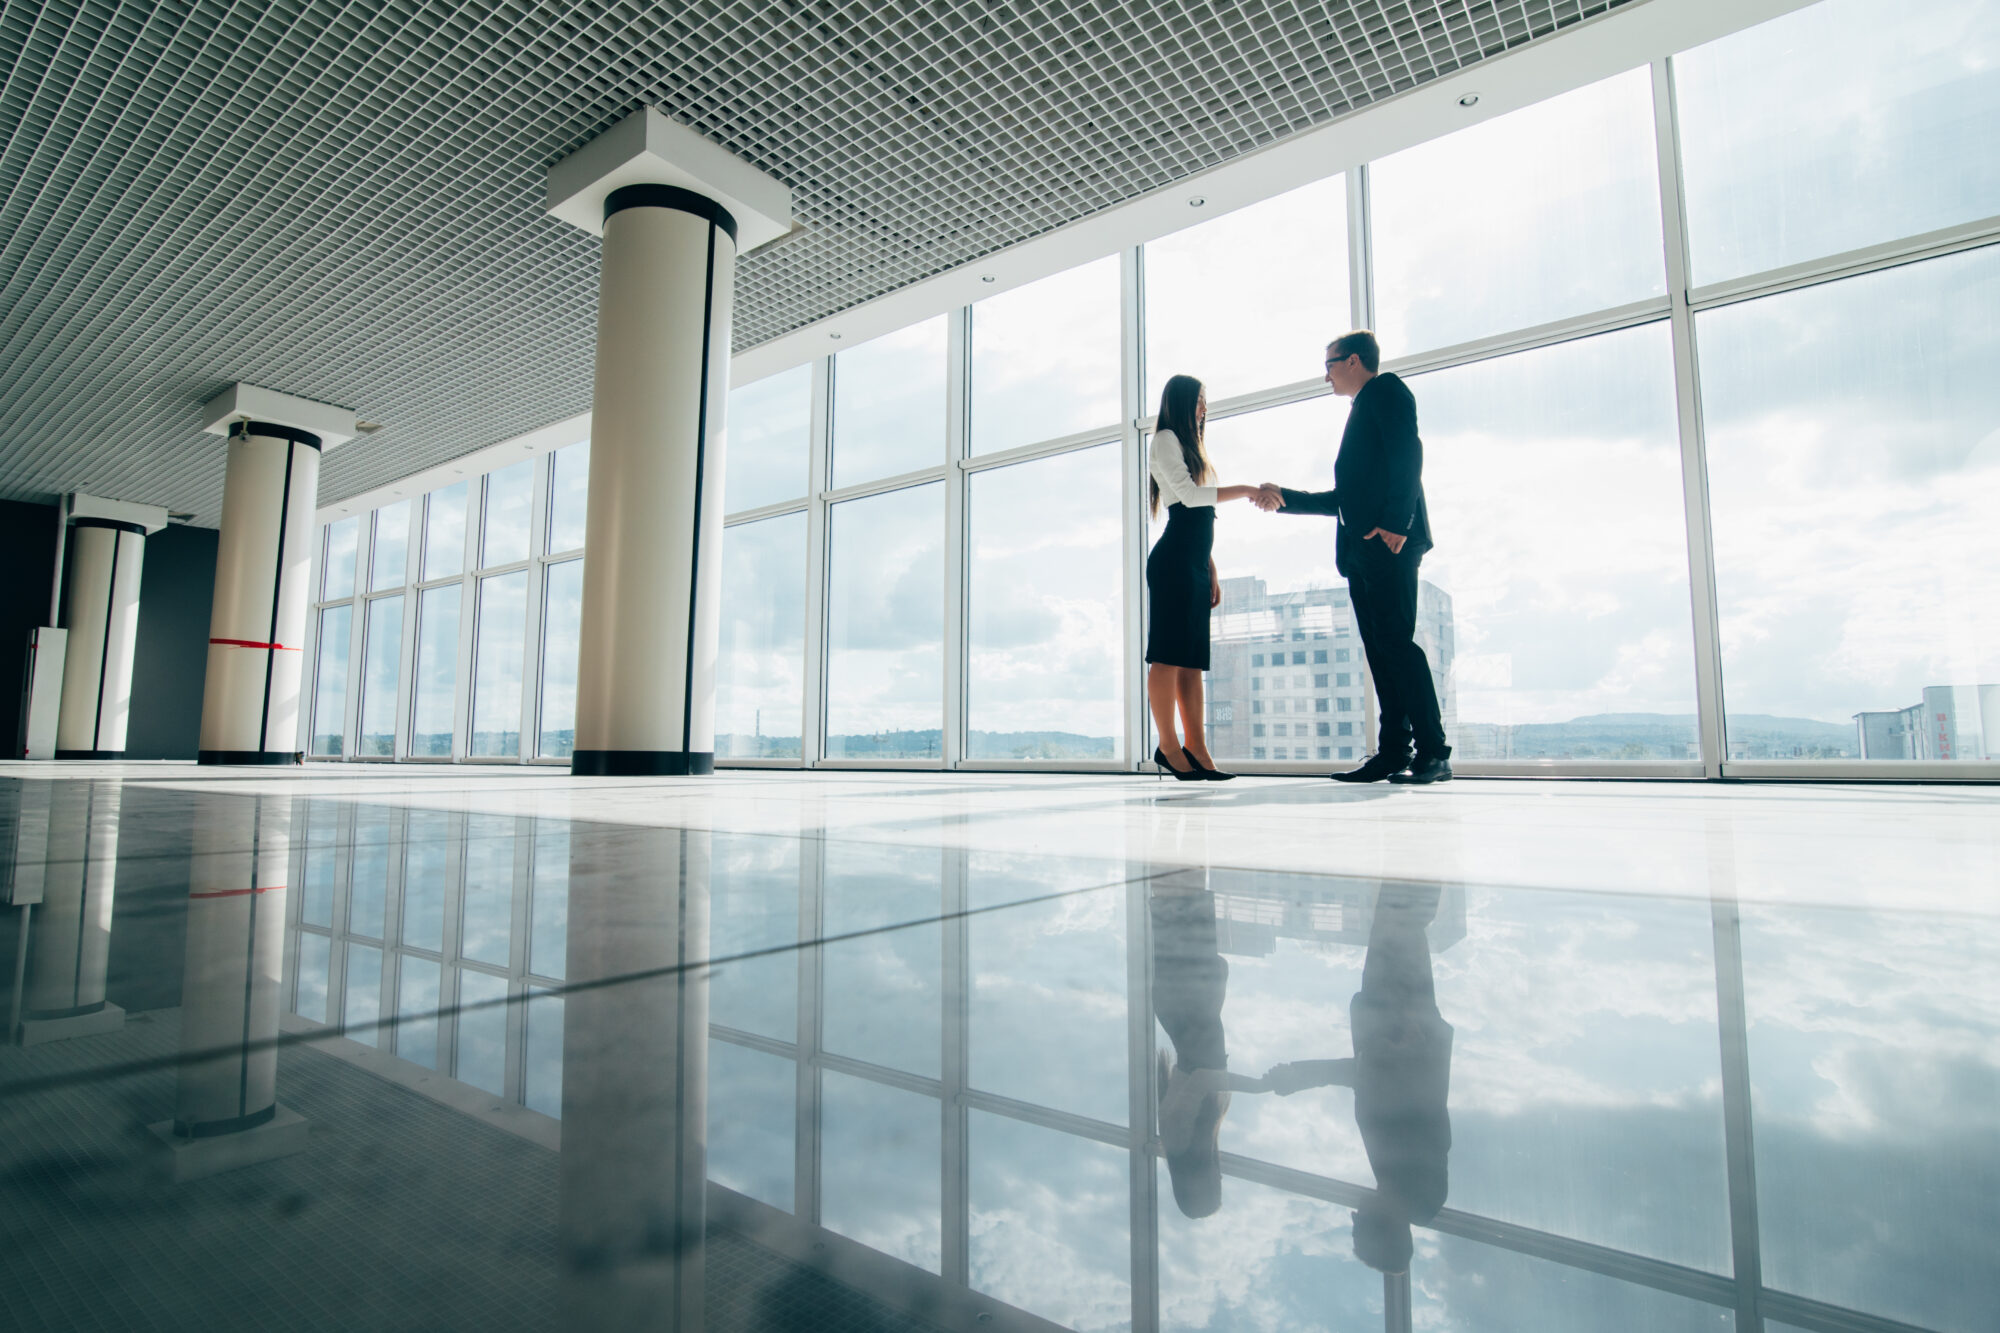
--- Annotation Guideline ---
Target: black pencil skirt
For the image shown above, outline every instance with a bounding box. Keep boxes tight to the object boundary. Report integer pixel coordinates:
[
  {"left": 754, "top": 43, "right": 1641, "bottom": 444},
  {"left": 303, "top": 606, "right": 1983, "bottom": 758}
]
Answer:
[{"left": 1145, "top": 502, "right": 1215, "bottom": 670}]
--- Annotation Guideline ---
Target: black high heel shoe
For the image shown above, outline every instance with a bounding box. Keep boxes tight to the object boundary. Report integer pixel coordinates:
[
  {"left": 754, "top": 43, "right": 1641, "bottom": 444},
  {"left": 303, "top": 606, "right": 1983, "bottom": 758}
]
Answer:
[
  {"left": 1153, "top": 747, "right": 1204, "bottom": 781},
  {"left": 1183, "top": 747, "right": 1236, "bottom": 781}
]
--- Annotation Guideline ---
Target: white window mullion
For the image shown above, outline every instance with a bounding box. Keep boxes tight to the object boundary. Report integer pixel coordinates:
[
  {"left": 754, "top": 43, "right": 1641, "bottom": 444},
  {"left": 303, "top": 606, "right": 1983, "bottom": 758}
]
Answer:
[
  {"left": 1653, "top": 57, "right": 1728, "bottom": 779},
  {"left": 943, "top": 306, "right": 970, "bottom": 768},
  {"left": 1120, "top": 245, "right": 1149, "bottom": 770},
  {"left": 453, "top": 479, "right": 486, "bottom": 761},
  {"left": 519, "top": 453, "right": 553, "bottom": 764},
  {"left": 802, "top": 356, "right": 832, "bottom": 767}
]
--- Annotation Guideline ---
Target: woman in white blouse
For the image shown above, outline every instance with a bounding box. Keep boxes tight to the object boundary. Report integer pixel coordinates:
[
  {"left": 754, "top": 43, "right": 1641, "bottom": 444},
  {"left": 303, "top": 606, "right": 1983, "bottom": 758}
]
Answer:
[{"left": 1147, "top": 373, "right": 1272, "bottom": 780}]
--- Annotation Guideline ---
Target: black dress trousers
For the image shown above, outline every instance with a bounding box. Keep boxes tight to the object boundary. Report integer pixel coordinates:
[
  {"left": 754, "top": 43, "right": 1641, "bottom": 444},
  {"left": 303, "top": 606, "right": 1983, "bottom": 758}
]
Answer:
[{"left": 1347, "top": 543, "right": 1448, "bottom": 761}]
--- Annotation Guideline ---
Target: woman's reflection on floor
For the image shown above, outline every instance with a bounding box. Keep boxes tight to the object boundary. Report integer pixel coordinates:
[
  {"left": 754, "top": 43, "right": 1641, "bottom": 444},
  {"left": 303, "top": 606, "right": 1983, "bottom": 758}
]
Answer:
[
  {"left": 1150, "top": 883, "right": 1236, "bottom": 1219},
  {"left": 1267, "top": 882, "right": 1453, "bottom": 1274},
  {"left": 1150, "top": 879, "right": 1454, "bottom": 1275}
]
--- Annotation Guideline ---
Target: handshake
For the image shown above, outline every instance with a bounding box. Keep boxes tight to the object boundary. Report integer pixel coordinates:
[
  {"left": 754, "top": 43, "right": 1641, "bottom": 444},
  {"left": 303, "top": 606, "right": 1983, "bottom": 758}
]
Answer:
[{"left": 1250, "top": 483, "right": 1287, "bottom": 513}]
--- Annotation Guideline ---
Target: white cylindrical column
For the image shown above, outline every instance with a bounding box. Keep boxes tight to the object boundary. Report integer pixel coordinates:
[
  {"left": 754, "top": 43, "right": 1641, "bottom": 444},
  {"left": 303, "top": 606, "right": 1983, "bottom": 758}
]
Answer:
[
  {"left": 559, "top": 824, "right": 711, "bottom": 1326},
  {"left": 21, "top": 783, "right": 120, "bottom": 1024},
  {"left": 55, "top": 520, "right": 146, "bottom": 759},
  {"left": 571, "top": 185, "right": 736, "bottom": 776},
  {"left": 197, "top": 421, "right": 322, "bottom": 765},
  {"left": 172, "top": 797, "right": 289, "bottom": 1137}
]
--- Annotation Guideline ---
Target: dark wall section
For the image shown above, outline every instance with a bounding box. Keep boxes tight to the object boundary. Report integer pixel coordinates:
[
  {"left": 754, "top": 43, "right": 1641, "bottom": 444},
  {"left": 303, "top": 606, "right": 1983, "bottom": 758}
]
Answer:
[
  {"left": 0, "top": 501, "right": 216, "bottom": 760},
  {"left": 0, "top": 499, "right": 59, "bottom": 758},
  {"left": 126, "top": 523, "right": 218, "bottom": 761}
]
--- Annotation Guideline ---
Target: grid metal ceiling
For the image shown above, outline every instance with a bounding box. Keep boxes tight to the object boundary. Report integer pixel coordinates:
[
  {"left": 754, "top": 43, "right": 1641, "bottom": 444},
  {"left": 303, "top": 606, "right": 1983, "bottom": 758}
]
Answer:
[{"left": 0, "top": 0, "right": 1627, "bottom": 525}]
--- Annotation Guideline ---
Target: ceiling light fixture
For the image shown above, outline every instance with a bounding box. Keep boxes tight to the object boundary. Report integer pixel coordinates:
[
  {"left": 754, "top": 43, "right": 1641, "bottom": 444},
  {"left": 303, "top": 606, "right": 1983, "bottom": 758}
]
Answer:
[
  {"left": 829, "top": 332, "right": 843, "bottom": 340},
  {"left": 980, "top": 274, "right": 996, "bottom": 283},
  {"left": 1458, "top": 92, "right": 1480, "bottom": 107},
  {"left": 1187, "top": 195, "right": 1206, "bottom": 207}
]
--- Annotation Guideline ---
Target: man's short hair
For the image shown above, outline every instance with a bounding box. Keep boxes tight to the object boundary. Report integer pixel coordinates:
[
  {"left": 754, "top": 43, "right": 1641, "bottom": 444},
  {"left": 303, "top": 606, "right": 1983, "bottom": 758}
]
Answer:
[{"left": 1327, "top": 330, "right": 1381, "bottom": 373}]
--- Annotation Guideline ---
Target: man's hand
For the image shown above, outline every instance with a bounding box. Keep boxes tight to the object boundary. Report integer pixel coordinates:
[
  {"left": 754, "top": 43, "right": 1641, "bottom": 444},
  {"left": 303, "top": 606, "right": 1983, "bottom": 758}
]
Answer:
[
  {"left": 1364, "top": 527, "right": 1407, "bottom": 555},
  {"left": 1253, "top": 483, "right": 1286, "bottom": 512}
]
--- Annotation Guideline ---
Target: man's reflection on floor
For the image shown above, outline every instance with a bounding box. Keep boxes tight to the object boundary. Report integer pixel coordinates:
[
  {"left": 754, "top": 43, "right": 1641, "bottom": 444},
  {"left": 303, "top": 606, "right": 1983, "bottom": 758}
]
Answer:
[
  {"left": 1267, "top": 882, "right": 1454, "bottom": 1274},
  {"left": 1150, "top": 884, "right": 1234, "bottom": 1219}
]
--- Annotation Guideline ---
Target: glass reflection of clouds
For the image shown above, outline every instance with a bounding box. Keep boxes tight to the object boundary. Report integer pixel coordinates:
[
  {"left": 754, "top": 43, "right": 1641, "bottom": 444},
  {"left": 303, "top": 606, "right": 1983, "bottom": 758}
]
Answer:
[{"left": 255, "top": 797, "right": 1995, "bottom": 1332}]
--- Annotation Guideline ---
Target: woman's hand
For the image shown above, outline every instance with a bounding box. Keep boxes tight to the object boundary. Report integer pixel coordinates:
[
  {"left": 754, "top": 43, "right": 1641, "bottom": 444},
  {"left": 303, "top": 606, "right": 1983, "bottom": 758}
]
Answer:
[
  {"left": 1209, "top": 559, "right": 1222, "bottom": 608},
  {"left": 1217, "top": 484, "right": 1266, "bottom": 505}
]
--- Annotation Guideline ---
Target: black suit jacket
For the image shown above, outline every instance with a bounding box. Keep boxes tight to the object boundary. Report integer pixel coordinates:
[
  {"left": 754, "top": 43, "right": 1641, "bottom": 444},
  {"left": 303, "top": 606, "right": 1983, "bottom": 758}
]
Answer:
[{"left": 1278, "top": 372, "right": 1432, "bottom": 577}]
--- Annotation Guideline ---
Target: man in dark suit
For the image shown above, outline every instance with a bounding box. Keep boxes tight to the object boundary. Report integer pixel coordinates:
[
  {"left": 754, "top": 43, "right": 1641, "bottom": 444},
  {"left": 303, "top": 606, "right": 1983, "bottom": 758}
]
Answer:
[{"left": 1258, "top": 331, "right": 1451, "bottom": 784}]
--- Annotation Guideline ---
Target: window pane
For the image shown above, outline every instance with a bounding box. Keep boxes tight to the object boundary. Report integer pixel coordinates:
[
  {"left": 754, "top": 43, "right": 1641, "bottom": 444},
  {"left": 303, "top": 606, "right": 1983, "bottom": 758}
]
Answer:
[
  {"left": 971, "top": 256, "right": 1121, "bottom": 455},
  {"left": 422, "top": 481, "right": 468, "bottom": 581},
  {"left": 1701, "top": 246, "right": 2000, "bottom": 760},
  {"left": 708, "top": 1040, "right": 794, "bottom": 1212},
  {"left": 358, "top": 595, "right": 403, "bottom": 756},
  {"left": 1144, "top": 175, "right": 1348, "bottom": 406},
  {"left": 470, "top": 571, "right": 527, "bottom": 757},
  {"left": 481, "top": 458, "right": 535, "bottom": 568},
  {"left": 322, "top": 516, "right": 358, "bottom": 599},
  {"left": 397, "top": 955, "right": 440, "bottom": 1070},
  {"left": 537, "top": 559, "right": 582, "bottom": 758},
  {"left": 831, "top": 316, "right": 947, "bottom": 488},
  {"left": 294, "top": 932, "right": 329, "bottom": 1023},
  {"left": 402, "top": 811, "right": 448, "bottom": 953},
  {"left": 1676, "top": 0, "right": 2000, "bottom": 286},
  {"left": 462, "top": 815, "right": 515, "bottom": 968},
  {"left": 820, "top": 1070, "right": 941, "bottom": 1273},
  {"left": 547, "top": 440, "right": 590, "bottom": 553},
  {"left": 525, "top": 990, "right": 563, "bottom": 1117},
  {"left": 348, "top": 811, "right": 388, "bottom": 939},
  {"left": 726, "top": 363, "right": 812, "bottom": 512},
  {"left": 343, "top": 944, "right": 381, "bottom": 1046},
  {"left": 1411, "top": 323, "right": 1696, "bottom": 760},
  {"left": 716, "top": 513, "right": 805, "bottom": 759},
  {"left": 825, "top": 483, "right": 943, "bottom": 757},
  {"left": 1373, "top": 68, "right": 1665, "bottom": 355},
  {"left": 371, "top": 500, "right": 410, "bottom": 591},
  {"left": 967, "top": 446, "right": 1122, "bottom": 759},
  {"left": 310, "top": 605, "right": 350, "bottom": 756},
  {"left": 1741, "top": 903, "right": 2000, "bottom": 1330},
  {"left": 410, "top": 584, "right": 460, "bottom": 756},
  {"left": 455, "top": 968, "right": 508, "bottom": 1095},
  {"left": 529, "top": 828, "right": 567, "bottom": 981},
  {"left": 821, "top": 843, "right": 940, "bottom": 1076}
]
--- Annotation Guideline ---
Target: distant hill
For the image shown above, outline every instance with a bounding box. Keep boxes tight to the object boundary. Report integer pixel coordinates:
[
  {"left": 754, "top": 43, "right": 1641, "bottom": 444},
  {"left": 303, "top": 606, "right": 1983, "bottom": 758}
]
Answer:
[{"left": 1463, "top": 712, "right": 1855, "bottom": 760}]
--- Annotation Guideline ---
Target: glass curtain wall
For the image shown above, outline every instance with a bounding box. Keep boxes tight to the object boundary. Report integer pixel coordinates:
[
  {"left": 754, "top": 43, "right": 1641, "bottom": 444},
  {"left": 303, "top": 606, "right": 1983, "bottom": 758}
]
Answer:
[
  {"left": 306, "top": 439, "right": 589, "bottom": 762},
  {"left": 307, "top": 0, "right": 2000, "bottom": 776}
]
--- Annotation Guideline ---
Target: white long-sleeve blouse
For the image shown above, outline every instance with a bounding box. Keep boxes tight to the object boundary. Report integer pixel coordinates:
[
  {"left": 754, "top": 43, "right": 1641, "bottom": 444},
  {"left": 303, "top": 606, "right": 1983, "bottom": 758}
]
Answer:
[{"left": 1149, "top": 429, "right": 1218, "bottom": 509}]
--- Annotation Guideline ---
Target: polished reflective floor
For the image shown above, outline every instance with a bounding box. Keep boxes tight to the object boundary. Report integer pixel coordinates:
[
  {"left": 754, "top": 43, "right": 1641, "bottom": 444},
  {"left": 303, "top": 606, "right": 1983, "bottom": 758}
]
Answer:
[{"left": 1, "top": 765, "right": 1995, "bottom": 1332}]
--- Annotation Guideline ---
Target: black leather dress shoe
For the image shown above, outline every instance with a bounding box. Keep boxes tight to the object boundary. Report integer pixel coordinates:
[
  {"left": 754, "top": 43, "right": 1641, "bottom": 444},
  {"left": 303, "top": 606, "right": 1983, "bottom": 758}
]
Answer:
[
  {"left": 1331, "top": 751, "right": 1412, "bottom": 783},
  {"left": 1388, "top": 755, "right": 1453, "bottom": 785}
]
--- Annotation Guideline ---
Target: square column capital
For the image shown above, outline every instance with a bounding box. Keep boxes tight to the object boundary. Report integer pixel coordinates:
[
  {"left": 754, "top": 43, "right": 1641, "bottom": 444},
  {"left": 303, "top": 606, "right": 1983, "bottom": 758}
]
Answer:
[
  {"left": 546, "top": 107, "right": 793, "bottom": 252},
  {"left": 200, "top": 384, "right": 357, "bottom": 449}
]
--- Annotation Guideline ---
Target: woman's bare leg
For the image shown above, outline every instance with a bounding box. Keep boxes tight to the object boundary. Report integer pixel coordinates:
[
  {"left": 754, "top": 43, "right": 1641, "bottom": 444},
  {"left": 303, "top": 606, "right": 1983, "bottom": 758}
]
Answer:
[
  {"left": 1176, "top": 667, "right": 1217, "bottom": 769},
  {"left": 1148, "top": 664, "right": 1194, "bottom": 770}
]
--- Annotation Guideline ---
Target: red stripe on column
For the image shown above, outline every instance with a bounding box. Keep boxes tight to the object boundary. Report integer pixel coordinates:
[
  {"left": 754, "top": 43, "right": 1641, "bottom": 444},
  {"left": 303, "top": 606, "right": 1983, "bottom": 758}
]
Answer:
[
  {"left": 210, "top": 637, "right": 300, "bottom": 651},
  {"left": 188, "top": 884, "right": 287, "bottom": 900}
]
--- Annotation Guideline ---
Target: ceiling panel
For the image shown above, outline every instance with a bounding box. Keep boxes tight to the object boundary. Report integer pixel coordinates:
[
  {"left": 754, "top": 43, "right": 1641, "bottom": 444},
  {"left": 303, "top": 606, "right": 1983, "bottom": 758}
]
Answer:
[{"left": 0, "top": 0, "right": 1626, "bottom": 523}]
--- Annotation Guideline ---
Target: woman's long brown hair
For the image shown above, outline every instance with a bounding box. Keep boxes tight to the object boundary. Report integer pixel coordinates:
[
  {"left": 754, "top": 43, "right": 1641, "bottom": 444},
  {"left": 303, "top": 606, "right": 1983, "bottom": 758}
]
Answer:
[{"left": 1149, "top": 373, "right": 1212, "bottom": 517}]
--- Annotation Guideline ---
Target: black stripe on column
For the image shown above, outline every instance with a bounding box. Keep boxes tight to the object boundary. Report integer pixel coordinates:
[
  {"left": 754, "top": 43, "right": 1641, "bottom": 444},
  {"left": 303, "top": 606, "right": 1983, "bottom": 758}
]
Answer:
[
  {"left": 92, "top": 528, "right": 120, "bottom": 753},
  {"left": 259, "top": 439, "right": 296, "bottom": 754},
  {"left": 571, "top": 750, "right": 715, "bottom": 777},
  {"left": 603, "top": 184, "right": 739, "bottom": 244},
  {"left": 681, "top": 220, "right": 719, "bottom": 772},
  {"left": 71, "top": 517, "right": 146, "bottom": 535},
  {"left": 241, "top": 421, "right": 323, "bottom": 450},
  {"left": 72, "top": 785, "right": 95, "bottom": 1004},
  {"left": 239, "top": 804, "right": 261, "bottom": 1120}
]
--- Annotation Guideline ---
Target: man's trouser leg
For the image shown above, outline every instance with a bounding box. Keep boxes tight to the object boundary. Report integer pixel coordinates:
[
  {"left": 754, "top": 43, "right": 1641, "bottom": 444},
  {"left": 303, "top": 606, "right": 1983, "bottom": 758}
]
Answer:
[{"left": 1351, "top": 555, "right": 1448, "bottom": 760}]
